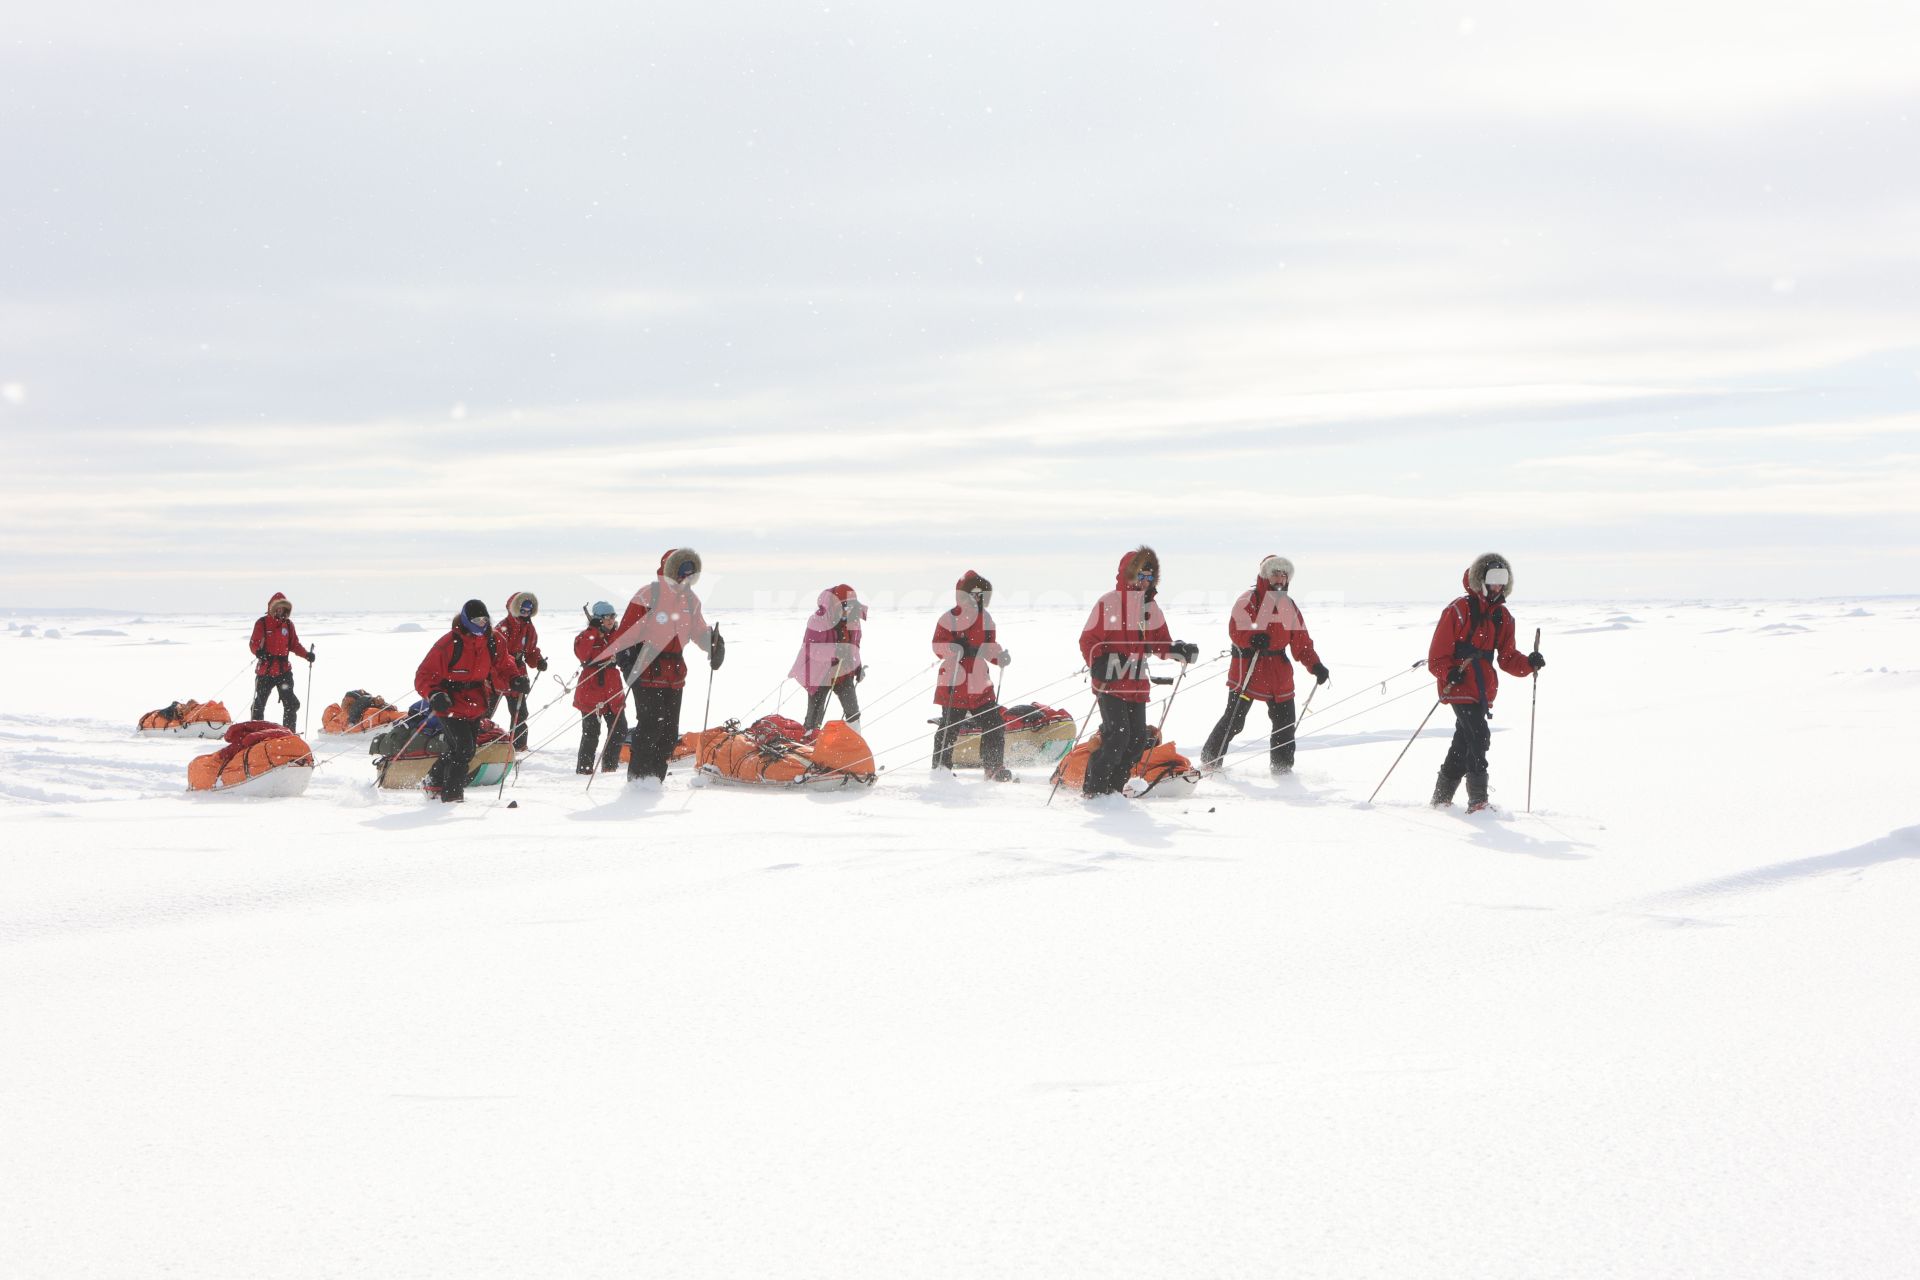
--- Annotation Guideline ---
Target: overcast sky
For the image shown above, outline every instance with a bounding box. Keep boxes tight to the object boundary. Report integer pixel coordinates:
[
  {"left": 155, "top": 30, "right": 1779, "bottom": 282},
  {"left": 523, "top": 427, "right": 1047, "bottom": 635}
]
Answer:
[{"left": 4, "top": 0, "right": 1917, "bottom": 614}]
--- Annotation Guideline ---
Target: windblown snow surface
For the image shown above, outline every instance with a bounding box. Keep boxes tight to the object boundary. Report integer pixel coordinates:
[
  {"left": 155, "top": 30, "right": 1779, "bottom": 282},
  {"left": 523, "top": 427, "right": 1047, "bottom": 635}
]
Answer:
[{"left": 3, "top": 600, "right": 1917, "bottom": 1279}]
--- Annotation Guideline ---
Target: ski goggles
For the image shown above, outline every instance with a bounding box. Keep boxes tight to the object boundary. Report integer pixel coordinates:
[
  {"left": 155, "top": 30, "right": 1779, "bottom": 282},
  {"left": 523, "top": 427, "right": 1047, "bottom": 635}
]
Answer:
[
  {"left": 1483, "top": 567, "right": 1511, "bottom": 591},
  {"left": 1131, "top": 571, "right": 1157, "bottom": 585},
  {"left": 674, "top": 562, "right": 698, "bottom": 581}
]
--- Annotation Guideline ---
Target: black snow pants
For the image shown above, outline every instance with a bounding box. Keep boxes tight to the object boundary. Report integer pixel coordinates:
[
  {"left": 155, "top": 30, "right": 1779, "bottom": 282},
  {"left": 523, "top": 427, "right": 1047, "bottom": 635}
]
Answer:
[
  {"left": 803, "top": 681, "right": 861, "bottom": 734},
  {"left": 1084, "top": 693, "right": 1149, "bottom": 797},
  {"left": 931, "top": 701, "right": 1005, "bottom": 774},
  {"left": 577, "top": 707, "right": 629, "bottom": 774},
  {"left": 251, "top": 673, "right": 300, "bottom": 730},
  {"left": 1202, "top": 693, "right": 1296, "bottom": 772},
  {"left": 428, "top": 716, "right": 479, "bottom": 802},
  {"left": 1434, "top": 704, "right": 1492, "bottom": 805},
  {"left": 627, "top": 685, "right": 684, "bottom": 781}
]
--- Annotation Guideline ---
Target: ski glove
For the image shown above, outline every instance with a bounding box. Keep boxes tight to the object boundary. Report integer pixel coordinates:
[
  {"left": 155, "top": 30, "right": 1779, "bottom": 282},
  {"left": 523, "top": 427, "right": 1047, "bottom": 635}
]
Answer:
[
  {"left": 508, "top": 676, "right": 532, "bottom": 695},
  {"left": 1169, "top": 641, "right": 1200, "bottom": 664},
  {"left": 1247, "top": 633, "right": 1271, "bottom": 652},
  {"left": 254, "top": 650, "right": 267, "bottom": 661},
  {"left": 855, "top": 665, "right": 866, "bottom": 683},
  {"left": 428, "top": 691, "right": 453, "bottom": 712},
  {"left": 992, "top": 648, "right": 1011, "bottom": 667},
  {"left": 305, "top": 648, "right": 317, "bottom": 663},
  {"left": 1310, "top": 663, "right": 1330, "bottom": 685},
  {"left": 1528, "top": 651, "right": 1546, "bottom": 672},
  {"left": 535, "top": 657, "right": 549, "bottom": 672},
  {"left": 708, "top": 631, "right": 727, "bottom": 670}
]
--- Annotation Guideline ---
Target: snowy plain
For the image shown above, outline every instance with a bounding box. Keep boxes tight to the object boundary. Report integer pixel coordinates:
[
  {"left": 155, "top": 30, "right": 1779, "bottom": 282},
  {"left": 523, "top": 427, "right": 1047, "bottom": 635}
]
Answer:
[{"left": 3, "top": 597, "right": 1917, "bottom": 1279}]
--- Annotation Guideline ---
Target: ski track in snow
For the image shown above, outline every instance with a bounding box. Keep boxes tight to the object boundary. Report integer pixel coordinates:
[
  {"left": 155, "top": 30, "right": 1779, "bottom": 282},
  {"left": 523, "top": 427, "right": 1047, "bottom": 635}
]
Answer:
[{"left": 2, "top": 599, "right": 1917, "bottom": 1279}]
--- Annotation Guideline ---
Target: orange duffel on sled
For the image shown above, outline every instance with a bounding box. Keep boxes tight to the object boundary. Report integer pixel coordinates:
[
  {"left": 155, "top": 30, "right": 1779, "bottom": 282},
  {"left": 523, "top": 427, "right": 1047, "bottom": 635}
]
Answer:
[
  {"left": 320, "top": 690, "right": 405, "bottom": 735},
  {"left": 188, "top": 721, "right": 315, "bottom": 797},
  {"left": 139, "top": 699, "right": 232, "bottom": 738},
  {"left": 1049, "top": 727, "right": 1200, "bottom": 798},
  {"left": 693, "top": 716, "right": 876, "bottom": 789},
  {"left": 672, "top": 727, "right": 728, "bottom": 762}
]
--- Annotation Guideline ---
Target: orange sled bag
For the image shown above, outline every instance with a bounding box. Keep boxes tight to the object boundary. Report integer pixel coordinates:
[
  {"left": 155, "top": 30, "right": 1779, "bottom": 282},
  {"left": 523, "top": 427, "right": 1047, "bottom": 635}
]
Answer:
[
  {"left": 139, "top": 699, "right": 232, "bottom": 738},
  {"left": 189, "top": 722, "right": 315, "bottom": 797}
]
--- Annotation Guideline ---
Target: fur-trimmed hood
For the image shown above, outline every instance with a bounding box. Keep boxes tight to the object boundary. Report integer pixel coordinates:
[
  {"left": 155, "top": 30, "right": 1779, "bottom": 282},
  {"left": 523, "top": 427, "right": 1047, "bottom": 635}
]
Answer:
[
  {"left": 1464, "top": 552, "right": 1514, "bottom": 598},
  {"left": 1114, "top": 546, "right": 1160, "bottom": 597},
  {"left": 657, "top": 548, "right": 703, "bottom": 587}
]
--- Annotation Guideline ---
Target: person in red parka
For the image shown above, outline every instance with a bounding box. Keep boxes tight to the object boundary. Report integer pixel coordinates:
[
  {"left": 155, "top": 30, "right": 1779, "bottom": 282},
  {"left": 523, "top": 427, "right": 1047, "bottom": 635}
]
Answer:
[
  {"left": 931, "top": 570, "right": 1011, "bottom": 780},
  {"left": 1426, "top": 552, "right": 1545, "bottom": 812},
  {"left": 1078, "top": 547, "right": 1198, "bottom": 797},
  {"left": 492, "top": 590, "right": 548, "bottom": 752},
  {"left": 413, "top": 598, "right": 527, "bottom": 802},
  {"left": 248, "top": 591, "right": 315, "bottom": 730},
  {"left": 606, "top": 548, "right": 724, "bottom": 782},
  {"left": 572, "top": 601, "right": 629, "bottom": 775},
  {"left": 1200, "top": 555, "right": 1330, "bottom": 775}
]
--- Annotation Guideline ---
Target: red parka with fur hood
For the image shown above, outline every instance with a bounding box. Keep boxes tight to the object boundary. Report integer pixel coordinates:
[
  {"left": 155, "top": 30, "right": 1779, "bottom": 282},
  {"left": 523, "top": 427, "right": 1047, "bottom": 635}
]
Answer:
[
  {"left": 1079, "top": 548, "right": 1173, "bottom": 704},
  {"left": 249, "top": 592, "right": 311, "bottom": 677},
  {"left": 609, "top": 548, "right": 715, "bottom": 692},
  {"left": 933, "top": 571, "right": 1006, "bottom": 710},
  {"left": 1226, "top": 578, "right": 1321, "bottom": 702},
  {"left": 1427, "top": 554, "right": 1534, "bottom": 707}
]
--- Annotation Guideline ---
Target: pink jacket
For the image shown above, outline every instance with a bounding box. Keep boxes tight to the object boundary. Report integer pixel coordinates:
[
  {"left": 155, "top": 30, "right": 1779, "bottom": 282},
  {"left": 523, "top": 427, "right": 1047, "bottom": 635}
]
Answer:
[{"left": 790, "top": 585, "right": 865, "bottom": 691}]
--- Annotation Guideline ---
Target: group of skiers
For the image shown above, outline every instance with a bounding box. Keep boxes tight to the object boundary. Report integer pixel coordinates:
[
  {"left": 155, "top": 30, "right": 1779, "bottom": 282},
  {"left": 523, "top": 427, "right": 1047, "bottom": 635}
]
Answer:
[{"left": 244, "top": 547, "right": 1544, "bottom": 809}]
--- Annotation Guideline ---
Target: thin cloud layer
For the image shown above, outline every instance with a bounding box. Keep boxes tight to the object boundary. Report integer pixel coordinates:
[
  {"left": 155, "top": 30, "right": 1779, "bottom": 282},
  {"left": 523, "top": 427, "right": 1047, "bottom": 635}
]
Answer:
[{"left": 3, "top": 1, "right": 1917, "bottom": 609}]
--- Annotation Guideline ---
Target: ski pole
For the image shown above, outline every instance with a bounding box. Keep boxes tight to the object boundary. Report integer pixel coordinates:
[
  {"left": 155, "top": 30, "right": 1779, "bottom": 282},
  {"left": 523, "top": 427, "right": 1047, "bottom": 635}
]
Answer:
[
  {"left": 1155, "top": 664, "right": 1188, "bottom": 734},
  {"left": 1526, "top": 627, "right": 1541, "bottom": 813},
  {"left": 497, "top": 667, "right": 544, "bottom": 796},
  {"left": 302, "top": 648, "right": 316, "bottom": 736},
  {"left": 1366, "top": 698, "right": 1444, "bottom": 805},
  {"left": 1046, "top": 696, "right": 1103, "bottom": 807},
  {"left": 702, "top": 622, "right": 721, "bottom": 736}
]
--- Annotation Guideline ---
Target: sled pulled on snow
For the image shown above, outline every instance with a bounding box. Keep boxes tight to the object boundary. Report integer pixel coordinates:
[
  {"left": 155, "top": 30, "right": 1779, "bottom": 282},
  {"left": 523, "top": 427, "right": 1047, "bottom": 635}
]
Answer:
[
  {"left": 1049, "top": 727, "right": 1201, "bottom": 797},
  {"left": 320, "top": 689, "right": 405, "bottom": 735},
  {"left": 369, "top": 709, "right": 516, "bottom": 791},
  {"left": 188, "top": 721, "right": 315, "bottom": 796},
  {"left": 139, "top": 699, "right": 232, "bottom": 738},
  {"left": 694, "top": 716, "right": 876, "bottom": 789},
  {"left": 943, "top": 702, "right": 1078, "bottom": 767}
]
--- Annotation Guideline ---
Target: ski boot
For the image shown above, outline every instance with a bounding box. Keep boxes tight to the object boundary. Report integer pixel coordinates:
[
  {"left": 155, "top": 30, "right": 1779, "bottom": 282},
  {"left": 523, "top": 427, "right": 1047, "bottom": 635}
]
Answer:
[
  {"left": 1431, "top": 768, "right": 1463, "bottom": 809},
  {"left": 986, "top": 766, "right": 1015, "bottom": 783},
  {"left": 1464, "top": 771, "right": 1491, "bottom": 814}
]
